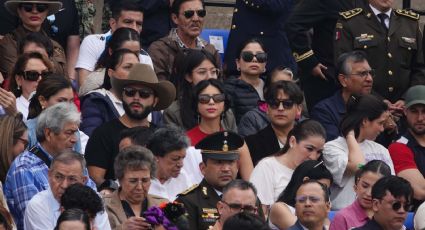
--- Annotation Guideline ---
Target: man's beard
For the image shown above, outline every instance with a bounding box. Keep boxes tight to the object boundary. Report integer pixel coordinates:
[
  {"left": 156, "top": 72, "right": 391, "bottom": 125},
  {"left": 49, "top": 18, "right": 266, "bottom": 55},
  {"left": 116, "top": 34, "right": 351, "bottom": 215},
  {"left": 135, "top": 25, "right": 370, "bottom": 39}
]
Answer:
[
  {"left": 123, "top": 101, "right": 153, "bottom": 120},
  {"left": 410, "top": 125, "right": 425, "bottom": 136}
]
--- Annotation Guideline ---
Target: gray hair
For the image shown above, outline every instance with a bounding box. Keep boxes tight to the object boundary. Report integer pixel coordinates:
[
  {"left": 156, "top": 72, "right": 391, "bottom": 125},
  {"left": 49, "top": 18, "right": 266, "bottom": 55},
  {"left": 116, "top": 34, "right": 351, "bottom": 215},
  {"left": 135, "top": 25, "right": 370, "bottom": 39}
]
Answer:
[
  {"left": 336, "top": 50, "right": 368, "bottom": 75},
  {"left": 114, "top": 145, "right": 157, "bottom": 180},
  {"left": 36, "top": 102, "right": 81, "bottom": 143},
  {"left": 50, "top": 150, "right": 86, "bottom": 174},
  {"left": 146, "top": 125, "right": 190, "bottom": 157}
]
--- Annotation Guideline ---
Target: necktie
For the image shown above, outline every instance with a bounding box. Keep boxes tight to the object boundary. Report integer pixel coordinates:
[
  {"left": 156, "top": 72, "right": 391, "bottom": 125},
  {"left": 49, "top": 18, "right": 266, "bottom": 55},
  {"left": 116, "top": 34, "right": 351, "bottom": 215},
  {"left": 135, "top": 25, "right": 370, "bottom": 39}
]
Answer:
[{"left": 377, "top": 13, "right": 389, "bottom": 32}]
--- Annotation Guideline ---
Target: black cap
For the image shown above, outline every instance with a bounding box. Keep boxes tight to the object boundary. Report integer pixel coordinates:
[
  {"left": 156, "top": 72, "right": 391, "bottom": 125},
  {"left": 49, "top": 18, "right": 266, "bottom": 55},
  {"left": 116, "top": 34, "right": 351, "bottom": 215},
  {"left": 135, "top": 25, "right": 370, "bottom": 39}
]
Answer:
[{"left": 195, "top": 131, "right": 244, "bottom": 160}]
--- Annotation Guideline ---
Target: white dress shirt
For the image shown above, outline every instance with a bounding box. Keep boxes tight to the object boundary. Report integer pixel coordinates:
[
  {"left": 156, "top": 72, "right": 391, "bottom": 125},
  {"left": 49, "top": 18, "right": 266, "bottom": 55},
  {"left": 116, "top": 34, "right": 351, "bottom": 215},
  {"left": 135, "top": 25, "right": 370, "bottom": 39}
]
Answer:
[{"left": 24, "top": 188, "right": 111, "bottom": 230}]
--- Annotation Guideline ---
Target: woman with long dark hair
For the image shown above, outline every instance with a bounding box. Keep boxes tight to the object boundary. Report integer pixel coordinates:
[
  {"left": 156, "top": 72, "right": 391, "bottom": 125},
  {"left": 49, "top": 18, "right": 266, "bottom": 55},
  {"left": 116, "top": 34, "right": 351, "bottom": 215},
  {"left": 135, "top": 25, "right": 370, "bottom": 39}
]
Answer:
[{"left": 323, "top": 94, "right": 395, "bottom": 210}]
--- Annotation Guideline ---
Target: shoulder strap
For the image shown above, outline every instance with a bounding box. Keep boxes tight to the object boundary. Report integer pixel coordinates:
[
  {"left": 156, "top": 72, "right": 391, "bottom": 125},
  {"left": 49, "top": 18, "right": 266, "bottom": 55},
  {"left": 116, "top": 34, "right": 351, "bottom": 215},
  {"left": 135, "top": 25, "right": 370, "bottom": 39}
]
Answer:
[{"left": 29, "top": 145, "right": 51, "bottom": 167}]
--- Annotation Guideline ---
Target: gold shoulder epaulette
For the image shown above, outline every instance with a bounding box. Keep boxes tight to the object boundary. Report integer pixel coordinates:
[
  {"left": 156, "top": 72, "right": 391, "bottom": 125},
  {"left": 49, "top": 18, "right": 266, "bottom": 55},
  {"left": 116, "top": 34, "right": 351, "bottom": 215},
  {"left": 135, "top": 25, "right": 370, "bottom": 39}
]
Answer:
[
  {"left": 179, "top": 184, "right": 199, "bottom": 195},
  {"left": 339, "top": 8, "right": 363, "bottom": 19},
  {"left": 395, "top": 9, "right": 419, "bottom": 20}
]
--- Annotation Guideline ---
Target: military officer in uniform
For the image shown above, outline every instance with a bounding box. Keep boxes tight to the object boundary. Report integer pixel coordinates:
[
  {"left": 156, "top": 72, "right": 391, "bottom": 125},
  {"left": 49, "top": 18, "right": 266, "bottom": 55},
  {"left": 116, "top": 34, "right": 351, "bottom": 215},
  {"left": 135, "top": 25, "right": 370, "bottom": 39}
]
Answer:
[
  {"left": 175, "top": 131, "right": 244, "bottom": 230},
  {"left": 335, "top": 0, "right": 425, "bottom": 112}
]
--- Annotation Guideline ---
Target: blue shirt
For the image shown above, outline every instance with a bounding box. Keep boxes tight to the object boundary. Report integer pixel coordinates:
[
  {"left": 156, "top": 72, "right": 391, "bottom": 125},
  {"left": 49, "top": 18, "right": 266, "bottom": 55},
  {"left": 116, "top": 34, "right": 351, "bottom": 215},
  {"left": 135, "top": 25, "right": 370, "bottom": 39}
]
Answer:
[
  {"left": 3, "top": 143, "right": 96, "bottom": 230},
  {"left": 310, "top": 91, "right": 346, "bottom": 142}
]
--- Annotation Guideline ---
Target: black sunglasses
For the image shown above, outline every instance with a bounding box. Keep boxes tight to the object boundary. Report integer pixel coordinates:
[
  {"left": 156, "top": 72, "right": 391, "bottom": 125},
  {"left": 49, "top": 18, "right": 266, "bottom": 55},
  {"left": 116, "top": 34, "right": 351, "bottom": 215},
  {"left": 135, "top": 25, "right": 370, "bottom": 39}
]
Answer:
[
  {"left": 183, "top": 9, "right": 206, "bottom": 19},
  {"left": 123, "top": 87, "right": 154, "bottom": 98},
  {"left": 390, "top": 201, "right": 412, "bottom": 212},
  {"left": 21, "top": 70, "right": 51, "bottom": 81},
  {"left": 267, "top": 99, "right": 295, "bottom": 109},
  {"left": 241, "top": 51, "right": 267, "bottom": 63},
  {"left": 198, "top": 94, "right": 225, "bottom": 104},
  {"left": 221, "top": 201, "right": 257, "bottom": 213},
  {"left": 19, "top": 3, "right": 48, "bottom": 13}
]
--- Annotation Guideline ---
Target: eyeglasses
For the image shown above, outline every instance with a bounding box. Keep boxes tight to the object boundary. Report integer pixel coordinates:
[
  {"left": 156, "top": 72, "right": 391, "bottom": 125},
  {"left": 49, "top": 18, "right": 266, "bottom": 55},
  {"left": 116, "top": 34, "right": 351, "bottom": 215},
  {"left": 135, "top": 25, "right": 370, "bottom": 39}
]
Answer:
[
  {"left": 349, "top": 69, "right": 375, "bottom": 78},
  {"left": 267, "top": 99, "right": 295, "bottom": 109},
  {"left": 21, "top": 70, "right": 51, "bottom": 81},
  {"left": 240, "top": 51, "right": 267, "bottom": 63},
  {"left": 221, "top": 200, "right": 257, "bottom": 213},
  {"left": 52, "top": 173, "right": 81, "bottom": 184},
  {"left": 183, "top": 9, "right": 206, "bottom": 19},
  {"left": 123, "top": 87, "right": 154, "bottom": 98},
  {"left": 15, "top": 137, "right": 29, "bottom": 149},
  {"left": 19, "top": 3, "right": 48, "bottom": 13},
  {"left": 198, "top": 93, "right": 225, "bottom": 104},
  {"left": 380, "top": 199, "right": 412, "bottom": 212},
  {"left": 295, "top": 195, "right": 323, "bottom": 204}
]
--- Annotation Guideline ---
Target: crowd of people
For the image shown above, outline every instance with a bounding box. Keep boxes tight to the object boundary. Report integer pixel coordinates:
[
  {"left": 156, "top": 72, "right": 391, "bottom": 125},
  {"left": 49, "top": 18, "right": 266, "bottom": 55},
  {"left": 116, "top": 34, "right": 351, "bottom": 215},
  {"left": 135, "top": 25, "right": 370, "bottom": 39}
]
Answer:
[{"left": 0, "top": 0, "right": 424, "bottom": 229}]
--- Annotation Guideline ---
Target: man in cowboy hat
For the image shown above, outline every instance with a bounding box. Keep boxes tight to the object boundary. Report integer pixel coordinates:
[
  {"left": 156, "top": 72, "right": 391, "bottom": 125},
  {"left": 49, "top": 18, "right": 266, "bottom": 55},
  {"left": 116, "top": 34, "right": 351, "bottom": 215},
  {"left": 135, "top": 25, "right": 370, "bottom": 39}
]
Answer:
[
  {"left": 84, "top": 63, "right": 175, "bottom": 192},
  {"left": 176, "top": 131, "right": 251, "bottom": 230}
]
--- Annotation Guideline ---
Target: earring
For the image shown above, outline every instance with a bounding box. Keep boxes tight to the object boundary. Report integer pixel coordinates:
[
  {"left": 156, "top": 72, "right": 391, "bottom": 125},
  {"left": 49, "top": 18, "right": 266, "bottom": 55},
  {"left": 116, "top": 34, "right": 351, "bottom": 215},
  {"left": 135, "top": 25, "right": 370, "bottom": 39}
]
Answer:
[
  {"left": 197, "top": 114, "right": 201, "bottom": 124},
  {"left": 237, "top": 66, "right": 240, "bottom": 71},
  {"left": 263, "top": 67, "right": 266, "bottom": 73},
  {"left": 17, "top": 85, "right": 20, "bottom": 91}
]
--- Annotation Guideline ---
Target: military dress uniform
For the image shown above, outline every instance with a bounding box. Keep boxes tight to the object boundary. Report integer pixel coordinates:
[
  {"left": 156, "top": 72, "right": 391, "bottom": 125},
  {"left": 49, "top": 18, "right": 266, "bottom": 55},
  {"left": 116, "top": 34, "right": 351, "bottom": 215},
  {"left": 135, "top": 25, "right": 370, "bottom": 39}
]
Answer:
[
  {"left": 223, "top": 0, "right": 297, "bottom": 77},
  {"left": 335, "top": 7, "right": 425, "bottom": 103},
  {"left": 176, "top": 131, "right": 244, "bottom": 230}
]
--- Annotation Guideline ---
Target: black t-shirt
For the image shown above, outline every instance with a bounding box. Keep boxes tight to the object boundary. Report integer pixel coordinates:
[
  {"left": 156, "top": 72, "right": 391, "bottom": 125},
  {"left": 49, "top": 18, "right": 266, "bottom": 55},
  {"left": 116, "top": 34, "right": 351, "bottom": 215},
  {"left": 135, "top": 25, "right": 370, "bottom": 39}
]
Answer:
[{"left": 84, "top": 118, "right": 156, "bottom": 180}]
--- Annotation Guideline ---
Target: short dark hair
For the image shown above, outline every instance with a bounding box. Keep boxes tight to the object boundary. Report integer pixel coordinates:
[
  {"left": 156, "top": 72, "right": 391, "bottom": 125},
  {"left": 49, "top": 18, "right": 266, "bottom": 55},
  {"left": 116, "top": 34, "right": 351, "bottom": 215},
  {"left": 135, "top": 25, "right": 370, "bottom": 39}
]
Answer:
[
  {"left": 354, "top": 160, "right": 392, "bottom": 184},
  {"left": 277, "top": 160, "right": 333, "bottom": 206},
  {"left": 17, "top": 32, "right": 53, "bottom": 57},
  {"left": 264, "top": 80, "right": 304, "bottom": 105},
  {"left": 336, "top": 50, "right": 368, "bottom": 75},
  {"left": 236, "top": 38, "right": 267, "bottom": 58},
  {"left": 54, "top": 208, "right": 90, "bottom": 230},
  {"left": 278, "top": 119, "right": 326, "bottom": 155},
  {"left": 147, "top": 126, "right": 190, "bottom": 157},
  {"left": 50, "top": 150, "right": 86, "bottom": 172},
  {"left": 222, "top": 179, "right": 257, "bottom": 198},
  {"left": 171, "top": 0, "right": 205, "bottom": 15},
  {"left": 222, "top": 212, "right": 270, "bottom": 230},
  {"left": 339, "top": 94, "right": 388, "bottom": 138},
  {"left": 119, "top": 126, "right": 154, "bottom": 147},
  {"left": 110, "top": 0, "right": 142, "bottom": 20},
  {"left": 60, "top": 184, "right": 104, "bottom": 219},
  {"left": 297, "top": 179, "right": 330, "bottom": 203},
  {"left": 372, "top": 176, "right": 413, "bottom": 202}
]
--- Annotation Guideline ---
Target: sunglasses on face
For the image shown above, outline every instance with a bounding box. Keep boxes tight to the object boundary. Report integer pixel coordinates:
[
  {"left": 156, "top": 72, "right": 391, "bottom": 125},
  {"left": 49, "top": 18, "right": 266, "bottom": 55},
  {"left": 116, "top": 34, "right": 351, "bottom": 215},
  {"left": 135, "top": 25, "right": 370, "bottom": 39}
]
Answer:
[
  {"left": 267, "top": 99, "right": 295, "bottom": 109},
  {"left": 21, "top": 70, "right": 51, "bottom": 81},
  {"left": 123, "top": 87, "right": 154, "bottom": 98},
  {"left": 198, "top": 93, "right": 225, "bottom": 104},
  {"left": 295, "top": 195, "right": 323, "bottom": 204},
  {"left": 183, "top": 9, "right": 206, "bottom": 19},
  {"left": 240, "top": 51, "right": 267, "bottom": 63},
  {"left": 381, "top": 199, "right": 412, "bottom": 212},
  {"left": 19, "top": 3, "right": 48, "bottom": 13},
  {"left": 221, "top": 201, "right": 257, "bottom": 213}
]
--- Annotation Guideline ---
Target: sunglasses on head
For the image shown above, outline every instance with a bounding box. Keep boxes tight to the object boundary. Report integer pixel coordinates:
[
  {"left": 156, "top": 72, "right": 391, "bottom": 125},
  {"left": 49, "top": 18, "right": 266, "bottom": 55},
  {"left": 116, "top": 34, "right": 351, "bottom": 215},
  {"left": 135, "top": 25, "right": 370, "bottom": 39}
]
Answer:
[
  {"left": 123, "top": 87, "right": 154, "bottom": 98},
  {"left": 21, "top": 70, "right": 51, "bottom": 81},
  {"left": 267, "top": 99, "right": 295, "bottom": 109},
  {"left": 240, "top": 51, "right": 267, "bottom": 63},
  {"left": 198, "top": 93, "right": 225, "bottom": 104},
  {"left": 19, "top": 3, "right": 48, "bottom": 13},
  {"left": 183, "top": 9, "right": 206, "bottom": 19}
]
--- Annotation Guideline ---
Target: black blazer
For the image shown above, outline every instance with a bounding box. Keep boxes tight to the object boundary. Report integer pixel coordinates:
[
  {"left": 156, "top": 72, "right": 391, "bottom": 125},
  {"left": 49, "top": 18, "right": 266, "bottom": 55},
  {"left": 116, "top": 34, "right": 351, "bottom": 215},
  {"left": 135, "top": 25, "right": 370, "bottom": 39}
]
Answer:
[{"left": 245, "top": 124, "right": 281, "bottom": 166}]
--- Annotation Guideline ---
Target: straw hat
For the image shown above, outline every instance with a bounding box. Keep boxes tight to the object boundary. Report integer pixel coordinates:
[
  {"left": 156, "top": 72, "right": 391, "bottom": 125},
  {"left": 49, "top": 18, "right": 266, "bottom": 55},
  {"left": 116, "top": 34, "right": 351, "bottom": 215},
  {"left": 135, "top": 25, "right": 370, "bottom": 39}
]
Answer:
[{"left": 5, "top": 0, "right": 63, "bottom": 16}]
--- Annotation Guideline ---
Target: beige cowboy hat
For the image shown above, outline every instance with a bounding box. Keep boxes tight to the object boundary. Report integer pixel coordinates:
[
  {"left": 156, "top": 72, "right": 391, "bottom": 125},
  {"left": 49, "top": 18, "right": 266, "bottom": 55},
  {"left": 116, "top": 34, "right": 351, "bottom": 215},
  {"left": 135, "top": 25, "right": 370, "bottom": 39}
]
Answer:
[
  {"left": 5, "top": 0, "right": 62, "bottom": 16},
  {"left": 111, "top": 64, "right": 176, "bottom": 111}
]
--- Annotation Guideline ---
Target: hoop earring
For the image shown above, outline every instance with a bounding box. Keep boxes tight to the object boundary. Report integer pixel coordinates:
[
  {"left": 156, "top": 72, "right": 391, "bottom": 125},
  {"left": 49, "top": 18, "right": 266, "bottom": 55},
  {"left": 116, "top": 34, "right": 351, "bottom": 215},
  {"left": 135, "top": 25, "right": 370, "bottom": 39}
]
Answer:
[{"left": 17, "top": 85, "right": 21, "bottom": 91}]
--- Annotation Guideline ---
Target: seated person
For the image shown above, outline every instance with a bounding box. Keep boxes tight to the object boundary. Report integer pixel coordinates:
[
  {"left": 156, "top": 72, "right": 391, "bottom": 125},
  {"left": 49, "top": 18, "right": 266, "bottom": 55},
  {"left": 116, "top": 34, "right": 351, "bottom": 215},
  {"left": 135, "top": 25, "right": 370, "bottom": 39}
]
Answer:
[
  {"left": 163, "top": 49, "right": 235, "bottom": 131},
  {"left": 104, "top": 146, "right": 167, "bottom": 230},
  {"left": 54, "top": 208, "right": 92, "bottom": 230},
  {"left": 287, "top": 180, "right": 331, "bottom": 230},
  {"left": 146, "top": 126, "right": 194, "bottom": 201},
  {"left": 212, "top": 180, "right": 259, "bottom": 230},
  {"left": 148, "top": 0, "right": 220, "bottom": 81},
  {"left": 118, "top": 126, "right": 154, "bottom": 150},
  {"left": 250, "top": 120, "right": 326, "bottom": 215},
  {"left": 353, "top": 176, "right": 413, "bottom": 230},
  {"left": 323, "top": 94, "right": 395, "bottom": 210},
  {"left": 270, "top": 160, "right": 333, "bottom": 230},
  {"left": 245, "top": 80, "right": 303, "bottom": 165},
  {"left": 224, "top": 38, "right": 267, "bottom": 124},
  {"left": 223, "top": 212, "right": 269, "bottom": 230},
  {"left": 330, "top": 160, "right": 392, "bottom": 230},
  {"left": 239, "top": 66, "right": 294, "bottom": 137}
]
